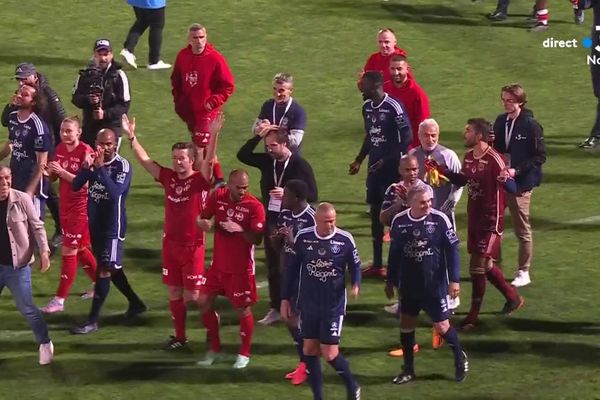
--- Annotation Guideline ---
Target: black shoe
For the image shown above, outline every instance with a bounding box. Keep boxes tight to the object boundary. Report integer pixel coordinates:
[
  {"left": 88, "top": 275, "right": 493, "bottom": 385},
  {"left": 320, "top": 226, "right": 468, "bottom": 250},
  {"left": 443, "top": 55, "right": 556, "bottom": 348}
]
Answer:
[
  {"left": 124, "top": 303, "right": 147, "bottom": 319},
  {"left": 71, "top": 321, "right": 98, "bottom": 335},
  {"left": 529, "top": 22, "right": 549, "bottom": 32},
  {"left": 578, "top": 137, "right": 600, "bottom": 149},
  {"left": 487, "top": 10, "right": 507, "bottom": 21},
  {"left": 455, "top": 351, "right": 469, "bottom": 382},
  {"left": 161, "top": 335, "right": 188, "bottom": 351},
  {"left": 348, "top": 386, "right": 361, "bottom": 400},
  {"left": 50, "top": 231, "right": 63, "bottom": 248},
  {"left": 500, "top": 295, "right": 524, "bottom": 315},
  {"left": 392, "top": 368, "right": 415, "bottom": 384}
]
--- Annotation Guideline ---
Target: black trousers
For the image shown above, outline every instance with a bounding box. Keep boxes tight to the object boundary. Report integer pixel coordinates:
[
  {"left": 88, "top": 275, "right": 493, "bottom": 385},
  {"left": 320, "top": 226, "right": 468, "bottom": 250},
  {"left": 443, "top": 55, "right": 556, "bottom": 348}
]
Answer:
[
  {"left": 264, "top": 225, "right": 281, "bottom": 310},
  {"left": 123, "top": 6, "right": 166, "bottom": 64}
]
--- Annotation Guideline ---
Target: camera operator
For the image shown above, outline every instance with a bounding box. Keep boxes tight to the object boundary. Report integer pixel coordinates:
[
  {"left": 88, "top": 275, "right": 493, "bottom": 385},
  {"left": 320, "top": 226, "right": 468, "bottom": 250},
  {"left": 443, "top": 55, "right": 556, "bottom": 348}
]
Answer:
[{"left": 72, "top": 39, "right": 131, "bottom": 147}]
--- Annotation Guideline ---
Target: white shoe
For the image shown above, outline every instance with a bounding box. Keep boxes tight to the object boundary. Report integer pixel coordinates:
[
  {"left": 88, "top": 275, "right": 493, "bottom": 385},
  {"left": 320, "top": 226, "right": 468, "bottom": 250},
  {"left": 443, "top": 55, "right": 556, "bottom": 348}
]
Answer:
[
  {"left": 39, "top": 341, "right": 54, "bottom": 365},
  {"left": 383, "top": 302, "right": 399, "bottom": 315},
  {"left": 233, "top": 354, "right": 250, "bottom": 369},
  {"left": 120, "top": 49, "right": 138, "bottom": 69},
  {"left": 80, "top": 288, "right": 94, "bottom": 300},
  {"left": 147, "top": 60, "right": 171, "bottom": 70},
  {"left": 511, "top": 270, "right": 531, "bottom": 287},
  {"left": 40, "top": 297, "right": 64, "bottom": 313},
  {"left": 448, "top": 296, "right": 460, "bottom": 310},
  {"left": 196, "top": 350, "right": 222, "bottom": 367},
  {"left": 258, "top": 309, "right": 281, "bottom": 326}
]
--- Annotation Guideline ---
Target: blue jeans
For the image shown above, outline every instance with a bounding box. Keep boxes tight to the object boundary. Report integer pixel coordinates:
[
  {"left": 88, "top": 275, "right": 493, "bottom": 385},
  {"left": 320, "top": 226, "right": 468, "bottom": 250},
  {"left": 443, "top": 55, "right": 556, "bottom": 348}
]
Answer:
[{"left": 0, "top": 264, "right": 51, "bottom": 344}]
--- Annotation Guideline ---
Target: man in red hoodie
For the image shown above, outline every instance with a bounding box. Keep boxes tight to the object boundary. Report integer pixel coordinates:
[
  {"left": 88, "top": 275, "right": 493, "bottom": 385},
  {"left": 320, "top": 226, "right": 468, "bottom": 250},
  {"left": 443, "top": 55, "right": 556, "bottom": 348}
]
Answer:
[
  {"left": 358, "top": 28, "right": 409, "bottom": 89},
  {"left": 171, "top": 23, "right": 235, "bottom": 184},
  {"left": 384, "top": 55, "right": 430, "bottom": 149}
]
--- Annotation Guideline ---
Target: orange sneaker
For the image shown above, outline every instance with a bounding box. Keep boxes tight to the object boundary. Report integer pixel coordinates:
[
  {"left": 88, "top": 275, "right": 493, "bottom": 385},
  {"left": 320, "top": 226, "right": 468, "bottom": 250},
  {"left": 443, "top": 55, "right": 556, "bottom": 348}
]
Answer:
[
  {"left": 361, "top": 265, "right": 387, "bottom": 278},
  {"left": 285, "top": 362, "right": 307, "bottom": 385},
  {"left": 388, "top": 344, "right": 420, "bottom": 357},
  {"left": 432, "top": 328, "right": 444, "bottom": 350},
  {"left": 383, "top": 230, "right": 391, "bottom": 243}
]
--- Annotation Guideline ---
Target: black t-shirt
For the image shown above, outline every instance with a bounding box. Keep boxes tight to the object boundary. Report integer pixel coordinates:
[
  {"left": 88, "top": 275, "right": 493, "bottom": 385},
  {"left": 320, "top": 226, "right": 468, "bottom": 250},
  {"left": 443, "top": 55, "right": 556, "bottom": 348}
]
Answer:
[{"left": 0, "top": 199, "right": 12, "bottom": 266}]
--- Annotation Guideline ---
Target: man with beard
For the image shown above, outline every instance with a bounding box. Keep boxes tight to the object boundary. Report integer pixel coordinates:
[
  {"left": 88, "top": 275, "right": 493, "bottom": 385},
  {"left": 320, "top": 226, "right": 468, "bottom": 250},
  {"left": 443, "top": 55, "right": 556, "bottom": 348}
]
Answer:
[
  {"left": 0, "top": 84, "right": 52, "bottom": 219},
  {"left": 70, "top": 128, "right": 146, "bottom": 334},
  {"left": 383, "top": 55, "right": 430, "bottom": 149},
  {"left": 2, "top": 63, "right": 66, "bottom": 247},
  {"left": 237, "top": 127, "right": 317, "bottom": 326},
  {"left": 72, "top": 39, "right": 131, "bottom": 146}
]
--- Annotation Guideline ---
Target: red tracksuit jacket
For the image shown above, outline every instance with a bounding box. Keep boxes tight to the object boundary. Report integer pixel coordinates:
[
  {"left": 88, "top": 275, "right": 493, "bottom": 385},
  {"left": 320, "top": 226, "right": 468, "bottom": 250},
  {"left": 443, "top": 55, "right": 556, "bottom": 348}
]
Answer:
[
  {"left": 171, "top": 43, "right": 235, "bottom": 132},
  {"left": 384, "top": 77, "right": 430, "bottom": 149}
]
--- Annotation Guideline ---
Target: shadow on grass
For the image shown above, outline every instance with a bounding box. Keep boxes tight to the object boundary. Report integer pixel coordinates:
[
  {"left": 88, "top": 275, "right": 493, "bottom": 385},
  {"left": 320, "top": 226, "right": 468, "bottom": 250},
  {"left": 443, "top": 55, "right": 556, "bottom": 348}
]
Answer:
[
  {"left": 462, "top": 339, "right": 600, "bottom": 366},
  {"left": 502, "top": 317, "right": 600, "bottom": 335},
  {"left": 542, "top": 172, "right": 600, "bottom": 186},
  {"left": 380, "top": 3, "right": 572, "bottom": 28}
]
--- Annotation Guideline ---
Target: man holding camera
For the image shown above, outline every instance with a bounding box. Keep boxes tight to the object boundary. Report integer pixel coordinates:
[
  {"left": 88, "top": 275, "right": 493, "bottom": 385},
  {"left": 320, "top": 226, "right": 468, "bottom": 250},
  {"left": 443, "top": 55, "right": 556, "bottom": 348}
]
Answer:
[{"left": 72, "top": 39, "right": 131, "bottom": 147}]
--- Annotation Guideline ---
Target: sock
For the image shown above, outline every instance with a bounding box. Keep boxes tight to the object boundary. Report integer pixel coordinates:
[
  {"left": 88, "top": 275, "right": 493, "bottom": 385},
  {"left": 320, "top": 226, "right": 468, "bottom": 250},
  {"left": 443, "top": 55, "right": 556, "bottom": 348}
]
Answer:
[
  {"left": 239, "top": 312, "right": 254, "bottom": 357},
  {"left": 441, "top": 326, "right": 464, "bottom": 366},
  {"left": 111, "top": 269, "right": 144, "bottom": 307},
  {"left": 486, "top": 265, "right": 518, "bottom": 302},
  {"left": 372, "top": 239, "right": 383, "bottom": 267},
  {"left": 56, "top": 254, "right": 78, "bottom": 298},
  {"left": 202, "top": 310, "right": 222, "bottom": 353},
  {"left": 213, "top": 160, "right": 223, "bottom": 181},
  {"left": 467, "top": 273, "right": 486, "bottom": 322},
  {"left": 169, "top": 299, "right": 187, "bottom": 341},
  {"left": 88, "top": 276, "right": 110, "bottom": 323},
  {"left": 78, "top": 248, "right": 97, "bottom": 282},
  {"left": 400, "top": 330, "right": 416, "bottom": 374},
  {"left": 305, "top": 355, "right": 324, "bottom": 400},
  {"left": 328, "top": 353, "right": 359, "bottom": 394},
  {"left": 288, "top": 325, "right": 305, "bottom": 363},
  {"left": 536, "top": 8, "right": 549, "bottom": 24}
]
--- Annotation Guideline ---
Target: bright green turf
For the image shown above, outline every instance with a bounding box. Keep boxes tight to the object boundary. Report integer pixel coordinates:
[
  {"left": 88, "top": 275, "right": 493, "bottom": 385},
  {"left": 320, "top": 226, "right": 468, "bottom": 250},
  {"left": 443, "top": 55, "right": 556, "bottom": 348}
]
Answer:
[{"left": 1, "top": 1, "right": 599, "bottom": 399}]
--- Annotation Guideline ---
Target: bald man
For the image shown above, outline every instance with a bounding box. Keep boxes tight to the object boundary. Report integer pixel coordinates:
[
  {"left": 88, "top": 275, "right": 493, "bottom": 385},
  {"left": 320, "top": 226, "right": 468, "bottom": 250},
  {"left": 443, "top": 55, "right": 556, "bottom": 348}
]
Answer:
[
  {"left": 196, "top": 169, "right": 265, "bottom": 369},
  {"left": 71, "top": 128, "right": 146, "bottom": 335},
  {"left": 282, "top": 203, "right": 362, "bottom": 400}
]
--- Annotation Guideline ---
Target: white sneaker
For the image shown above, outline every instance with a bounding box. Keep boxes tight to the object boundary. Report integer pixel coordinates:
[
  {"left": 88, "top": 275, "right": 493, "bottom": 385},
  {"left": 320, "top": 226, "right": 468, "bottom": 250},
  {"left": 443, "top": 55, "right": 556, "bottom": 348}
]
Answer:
[
  {"left": 80, "top": 288, "right": 94, "bottom": 300},
  {"left": 39, "top": 341, "right": 54, "bottom": 365},
  {"left": 40, "top": 297, "right": 64, "bottom": 313},
  {"left": 511, "top": 270, "right": 531, "bottom": 287},
  {"left": 383, "top": 302, "right": 399, "bottom": 314},
  {"left": 258, "top": 309, "right": 281, "bottom": 326},
  {"left": 147, "top": 60, "right": 171, "bottom": 70},
  {"left": 196, "top": 350, "right": 222, "bottom": 367},
  {"left": 120, "top": 49, "right": 138, "bottom": 69},
  {"left": 233, "top": 354, "right": 250, "bottom": 369},
  {"left": 448, "top": 296, "right": 460, "bottom": 310}
]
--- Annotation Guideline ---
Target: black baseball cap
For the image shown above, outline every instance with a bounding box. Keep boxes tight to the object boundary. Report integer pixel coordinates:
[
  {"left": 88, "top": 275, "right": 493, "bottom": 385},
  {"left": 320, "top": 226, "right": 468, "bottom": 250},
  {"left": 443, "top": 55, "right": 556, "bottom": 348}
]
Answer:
[
  {"left": 94, "top": 38, "right": 112, "bottom": 52},
  {"left": 15, "top": 63, "right": 36, "bottom": 79}
]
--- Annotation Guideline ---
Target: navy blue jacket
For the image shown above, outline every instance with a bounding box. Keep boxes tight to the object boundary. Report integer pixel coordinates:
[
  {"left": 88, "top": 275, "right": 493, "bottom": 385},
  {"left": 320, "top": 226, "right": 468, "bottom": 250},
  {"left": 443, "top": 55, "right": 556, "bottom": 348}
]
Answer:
[{"left": 493, "top": 109, "right": 546, "bottom": 192}]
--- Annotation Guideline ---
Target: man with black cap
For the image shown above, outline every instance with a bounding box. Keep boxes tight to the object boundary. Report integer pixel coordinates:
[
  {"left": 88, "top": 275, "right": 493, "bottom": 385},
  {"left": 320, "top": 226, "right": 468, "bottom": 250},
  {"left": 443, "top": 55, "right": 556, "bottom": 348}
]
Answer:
[
  {"left": 2, "top": 63, "right": 66, "bottom": 248},
  {"left": 72, "top": 39, "right": 131, "bottom": 147}
]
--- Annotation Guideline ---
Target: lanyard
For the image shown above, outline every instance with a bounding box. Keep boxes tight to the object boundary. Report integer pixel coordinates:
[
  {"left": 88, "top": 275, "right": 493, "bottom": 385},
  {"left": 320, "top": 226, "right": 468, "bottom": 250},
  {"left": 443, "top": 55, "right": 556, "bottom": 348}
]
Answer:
[
  {"left": 273, "top": 98, "right": 293, "bottom": 126},
  {"left": 505, "top": 116, "right": 517, "bottom": 150},
  {"left": 273, "top": 157, "right": 290, "bottom": 187}
]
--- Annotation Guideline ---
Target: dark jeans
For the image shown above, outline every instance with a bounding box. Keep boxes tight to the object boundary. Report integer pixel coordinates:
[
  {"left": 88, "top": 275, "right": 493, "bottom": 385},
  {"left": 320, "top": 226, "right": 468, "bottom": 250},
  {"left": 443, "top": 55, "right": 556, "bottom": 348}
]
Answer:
[
  {"left": 0, "top": 265, "right": 51, "bottom": 344},
  {"left": 264, "top": 226, "right": 281, "bottom": 310},
  {"left": 123, "top": 6, "right": 166, "bottom": 64}
]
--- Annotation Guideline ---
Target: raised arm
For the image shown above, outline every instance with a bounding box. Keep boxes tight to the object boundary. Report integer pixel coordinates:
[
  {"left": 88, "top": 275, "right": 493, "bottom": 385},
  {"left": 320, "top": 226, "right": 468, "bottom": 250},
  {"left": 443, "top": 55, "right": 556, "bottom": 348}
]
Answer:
[
  {"left": 121, "top": 114, "right": 161, "bottom": 180},
  {"left": 237, "top": 135, "right": 266, "bottom": 168},
  {"left": 197, "top": 112, "right": 224, "bottom": 182}
]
